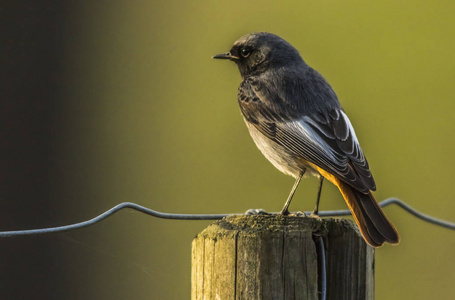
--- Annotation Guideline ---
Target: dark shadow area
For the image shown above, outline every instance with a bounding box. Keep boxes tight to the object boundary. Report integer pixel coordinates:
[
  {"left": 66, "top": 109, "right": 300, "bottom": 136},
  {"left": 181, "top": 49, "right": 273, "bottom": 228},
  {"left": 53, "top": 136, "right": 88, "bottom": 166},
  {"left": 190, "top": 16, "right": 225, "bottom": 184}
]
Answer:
[{"left": 0, "top": 3, "right": 70, "bottom": 299}]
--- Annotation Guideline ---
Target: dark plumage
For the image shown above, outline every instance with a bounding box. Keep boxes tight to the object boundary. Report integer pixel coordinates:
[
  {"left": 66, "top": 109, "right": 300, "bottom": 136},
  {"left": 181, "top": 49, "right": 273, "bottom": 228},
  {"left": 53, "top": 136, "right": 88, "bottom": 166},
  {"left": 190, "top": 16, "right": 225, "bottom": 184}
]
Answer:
[{"left": 213, "top": 32, "right": 399, "bottom": 247}]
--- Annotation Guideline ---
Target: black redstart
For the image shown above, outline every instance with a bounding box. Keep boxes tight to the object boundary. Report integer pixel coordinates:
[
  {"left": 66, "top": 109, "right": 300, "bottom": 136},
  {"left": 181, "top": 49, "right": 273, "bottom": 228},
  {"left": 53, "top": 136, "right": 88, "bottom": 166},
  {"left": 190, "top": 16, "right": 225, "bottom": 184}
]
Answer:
[{"left": 213, "top": 32, "right": 399, "bottom": 247}]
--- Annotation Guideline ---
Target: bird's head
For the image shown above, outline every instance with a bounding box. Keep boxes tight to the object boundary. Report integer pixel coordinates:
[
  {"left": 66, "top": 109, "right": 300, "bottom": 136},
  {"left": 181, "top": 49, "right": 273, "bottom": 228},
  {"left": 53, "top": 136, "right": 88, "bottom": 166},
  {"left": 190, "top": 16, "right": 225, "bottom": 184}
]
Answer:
[{"left": 213, "top": 32, "right": 304, "bottom": 77}]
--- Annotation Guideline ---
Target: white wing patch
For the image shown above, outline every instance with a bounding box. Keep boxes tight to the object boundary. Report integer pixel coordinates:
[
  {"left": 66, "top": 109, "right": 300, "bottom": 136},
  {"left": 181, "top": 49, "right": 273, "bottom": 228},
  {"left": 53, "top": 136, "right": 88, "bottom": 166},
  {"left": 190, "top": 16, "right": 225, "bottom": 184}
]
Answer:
[{"left": 271, "top": 110, "right": 375, "bottom": 192}]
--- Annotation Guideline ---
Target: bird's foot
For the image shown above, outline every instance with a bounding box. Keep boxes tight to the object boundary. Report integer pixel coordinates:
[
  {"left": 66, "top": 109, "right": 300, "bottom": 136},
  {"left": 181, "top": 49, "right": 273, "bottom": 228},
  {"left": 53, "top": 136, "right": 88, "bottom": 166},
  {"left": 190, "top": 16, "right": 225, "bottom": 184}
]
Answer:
[
  {"left": 309, "top": 212, "right": 322, "bottom": 221},
  {"left": 279, "top": 208, "right": 290, "bottom": 216},
  {"left": 294, "top": 211, "right": 308, "bottom": 217},
  {"left": 245, "top": 208, "right": 269, "bottom": 215}
]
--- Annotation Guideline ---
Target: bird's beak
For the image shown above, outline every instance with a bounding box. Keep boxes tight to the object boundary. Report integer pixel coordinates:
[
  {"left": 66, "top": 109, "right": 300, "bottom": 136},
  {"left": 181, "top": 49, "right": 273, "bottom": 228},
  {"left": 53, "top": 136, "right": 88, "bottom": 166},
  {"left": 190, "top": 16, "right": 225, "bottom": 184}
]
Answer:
[{"left": 212, "top": 52, "right": 239, "bottom": 61}]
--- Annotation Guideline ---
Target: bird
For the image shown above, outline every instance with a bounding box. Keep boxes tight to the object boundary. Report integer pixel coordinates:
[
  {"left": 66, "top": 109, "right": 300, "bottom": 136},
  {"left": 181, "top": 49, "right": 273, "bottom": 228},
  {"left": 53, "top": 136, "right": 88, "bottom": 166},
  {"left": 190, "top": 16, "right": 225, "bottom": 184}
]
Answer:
[{"left": 212, "top": 32, "right": 399, "bottom": 247}]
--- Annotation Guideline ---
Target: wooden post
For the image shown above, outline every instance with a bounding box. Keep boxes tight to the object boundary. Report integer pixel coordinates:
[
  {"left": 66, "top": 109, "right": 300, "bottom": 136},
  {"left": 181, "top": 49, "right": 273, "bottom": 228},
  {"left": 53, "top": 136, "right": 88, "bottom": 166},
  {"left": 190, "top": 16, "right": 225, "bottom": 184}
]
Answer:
[{"left": 191, "top": 215, "right": 374, "bottom": 300}]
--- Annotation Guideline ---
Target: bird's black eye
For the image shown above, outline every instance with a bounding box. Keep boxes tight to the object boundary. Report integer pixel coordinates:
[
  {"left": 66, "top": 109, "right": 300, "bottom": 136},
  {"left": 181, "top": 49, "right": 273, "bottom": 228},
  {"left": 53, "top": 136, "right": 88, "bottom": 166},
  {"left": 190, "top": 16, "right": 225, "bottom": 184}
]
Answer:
[{"left": 240, "top": 47, "right": 253, "bottom": 58}]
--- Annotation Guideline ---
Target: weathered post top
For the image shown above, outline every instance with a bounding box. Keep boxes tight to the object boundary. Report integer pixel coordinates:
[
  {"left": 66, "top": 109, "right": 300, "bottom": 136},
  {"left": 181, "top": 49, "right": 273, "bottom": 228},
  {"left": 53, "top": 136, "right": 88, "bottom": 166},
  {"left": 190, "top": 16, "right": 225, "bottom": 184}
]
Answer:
[{"left": 192, "top": 215, "right": 374, "bottom": 300}]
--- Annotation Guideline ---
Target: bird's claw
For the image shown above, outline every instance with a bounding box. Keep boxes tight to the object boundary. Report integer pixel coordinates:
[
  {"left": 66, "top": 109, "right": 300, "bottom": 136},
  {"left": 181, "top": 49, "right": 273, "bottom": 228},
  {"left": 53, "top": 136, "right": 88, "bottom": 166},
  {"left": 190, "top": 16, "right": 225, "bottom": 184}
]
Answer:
[
  {"left": 245, "top": 208, "right": 269, "bottom": 215},
  {"left": 309, "top": 213, "right": 322, "bottom": 221},
  {"left": 294, "top": 211, "right": 308, "bottom": 217}
]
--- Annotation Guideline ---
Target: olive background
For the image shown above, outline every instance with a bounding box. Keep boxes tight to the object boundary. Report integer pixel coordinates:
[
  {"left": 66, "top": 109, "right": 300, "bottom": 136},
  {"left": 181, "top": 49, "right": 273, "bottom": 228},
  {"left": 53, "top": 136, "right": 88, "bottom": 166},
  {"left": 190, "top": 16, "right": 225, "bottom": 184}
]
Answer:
[{"left": 1, "top": 1, "right": 454, "bottom": 299}]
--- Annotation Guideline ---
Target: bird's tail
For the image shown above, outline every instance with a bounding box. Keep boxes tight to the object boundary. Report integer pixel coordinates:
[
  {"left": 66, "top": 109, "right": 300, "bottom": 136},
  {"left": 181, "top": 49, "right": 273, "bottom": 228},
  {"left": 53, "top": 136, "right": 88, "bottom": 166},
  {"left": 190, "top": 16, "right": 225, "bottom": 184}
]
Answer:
[{"left": 336, "top": 179, "right": 400, "bottom": 247}]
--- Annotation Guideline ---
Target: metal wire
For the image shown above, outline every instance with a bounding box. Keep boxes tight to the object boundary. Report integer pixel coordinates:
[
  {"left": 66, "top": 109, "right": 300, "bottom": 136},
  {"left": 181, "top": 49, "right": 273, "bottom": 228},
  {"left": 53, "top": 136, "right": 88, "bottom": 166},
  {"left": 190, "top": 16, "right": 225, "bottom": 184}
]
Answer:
[
  {"left": 318, "top": 197, "right": 455, "bottom": 230},
  {"left": 0, "top": 198, "right": 453, "bottom": 237},
  {"left": 316, "top": 236, "right": 327, "bottom": 300}
]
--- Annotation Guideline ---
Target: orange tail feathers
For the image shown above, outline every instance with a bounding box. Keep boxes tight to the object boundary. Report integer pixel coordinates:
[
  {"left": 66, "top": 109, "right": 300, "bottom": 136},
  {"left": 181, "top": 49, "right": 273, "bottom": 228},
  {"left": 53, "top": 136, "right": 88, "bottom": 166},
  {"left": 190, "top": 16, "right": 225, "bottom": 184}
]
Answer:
[
  {"left": 335, "top": 179, "right": 400, "bottom": 247},
  {"left": 311, "top": 164, "right": 400, "bottom": 247}
]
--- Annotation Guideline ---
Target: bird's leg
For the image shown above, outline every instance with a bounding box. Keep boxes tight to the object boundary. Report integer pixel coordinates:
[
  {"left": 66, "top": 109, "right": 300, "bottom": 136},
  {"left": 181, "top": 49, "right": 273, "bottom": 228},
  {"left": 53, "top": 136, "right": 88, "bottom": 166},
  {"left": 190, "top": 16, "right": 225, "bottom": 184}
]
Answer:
[
  {"left": 311, "top": 176, "right": 324, "bottom": 216},
  {"left": 279, "top": 170, "right": 305, "bottom": 215}
]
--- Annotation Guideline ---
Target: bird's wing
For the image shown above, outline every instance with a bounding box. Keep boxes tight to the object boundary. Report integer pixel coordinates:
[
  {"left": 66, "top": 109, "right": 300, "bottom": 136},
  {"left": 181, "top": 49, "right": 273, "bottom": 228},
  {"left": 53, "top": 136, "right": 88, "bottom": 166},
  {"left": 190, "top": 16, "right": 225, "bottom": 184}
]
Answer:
[
  {"left": 239, "top": 81, "right": 375, "bottom": 192},
  {"left": 258, "top": 109, "right": 376, "bottom": 192}
]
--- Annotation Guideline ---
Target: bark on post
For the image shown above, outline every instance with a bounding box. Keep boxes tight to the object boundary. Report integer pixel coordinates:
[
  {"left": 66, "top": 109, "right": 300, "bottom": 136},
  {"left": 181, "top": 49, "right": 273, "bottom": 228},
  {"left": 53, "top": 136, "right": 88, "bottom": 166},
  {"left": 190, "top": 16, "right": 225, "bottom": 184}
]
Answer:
[{"left": 191, "top": 215, "right": 374, "bottom": 300}]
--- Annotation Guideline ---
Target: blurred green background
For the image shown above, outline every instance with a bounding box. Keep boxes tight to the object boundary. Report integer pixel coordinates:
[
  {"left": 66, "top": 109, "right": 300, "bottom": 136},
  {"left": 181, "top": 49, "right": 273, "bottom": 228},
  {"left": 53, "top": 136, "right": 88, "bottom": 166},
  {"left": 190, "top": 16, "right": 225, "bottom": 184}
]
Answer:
[{"left": 1, "top": 1, "right": 454, "bottom": 299}]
